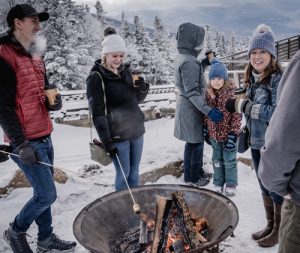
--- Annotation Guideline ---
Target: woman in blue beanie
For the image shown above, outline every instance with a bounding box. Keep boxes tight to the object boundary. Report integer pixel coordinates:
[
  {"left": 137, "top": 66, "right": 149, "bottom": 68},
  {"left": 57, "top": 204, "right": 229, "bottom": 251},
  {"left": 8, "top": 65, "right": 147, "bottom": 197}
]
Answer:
[
  {"left": 204, "top": 59, "right": 242, "bottom": 197},
  {"left": 225, "top": 24, "right": 283, "bottom": 247}
]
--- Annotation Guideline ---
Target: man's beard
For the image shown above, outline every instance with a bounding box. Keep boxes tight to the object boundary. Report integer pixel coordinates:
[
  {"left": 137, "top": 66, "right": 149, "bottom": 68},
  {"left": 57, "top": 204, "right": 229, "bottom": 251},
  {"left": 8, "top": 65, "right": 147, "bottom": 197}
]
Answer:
[{"left": 28, "top": 34, "right": 47, "bottom": 57}]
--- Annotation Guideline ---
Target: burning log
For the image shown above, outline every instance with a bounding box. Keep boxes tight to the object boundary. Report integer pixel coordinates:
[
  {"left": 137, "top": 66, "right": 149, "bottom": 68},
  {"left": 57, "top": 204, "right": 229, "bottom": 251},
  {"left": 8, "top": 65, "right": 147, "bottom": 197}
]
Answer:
[
  {"left": 139, "top": 219, "right": 148, "bottom": 245},
  {"left": 151, "top": 196, "right": 173, "bottom": 253},
  {"left": 150, "top": 192, "right": 209, "bottom": 253},
  {"left": 172, "top": 191, "right": 208, "bottom": 246},
  {"left": 112, "top": 191, "right": 209, "bottom": 253},
  {"left": 172, "top": 238, "right": 185, "bottom": 252}
]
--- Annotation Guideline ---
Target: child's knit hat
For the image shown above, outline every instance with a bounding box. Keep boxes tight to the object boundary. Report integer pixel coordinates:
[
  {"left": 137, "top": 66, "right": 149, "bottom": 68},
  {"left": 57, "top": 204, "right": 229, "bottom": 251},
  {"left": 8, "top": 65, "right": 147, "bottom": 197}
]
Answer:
[
  {"left": 248, "top": 24, "right": 276, "bottom": 58},
  {"left": 102, "top": 27, "right": 126, "bottom": 55},
  {"left": 209, "top": 58, "right": 228, "bottom": 80}
]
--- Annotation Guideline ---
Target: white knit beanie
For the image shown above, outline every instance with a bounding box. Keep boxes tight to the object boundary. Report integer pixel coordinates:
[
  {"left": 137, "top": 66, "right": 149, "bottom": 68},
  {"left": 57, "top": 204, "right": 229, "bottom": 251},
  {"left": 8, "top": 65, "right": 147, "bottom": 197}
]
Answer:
[
  {"left": 248, "top": 24, "right": 276, "bottom": 58},
  {"left": 101, "top": 27, "right": 126, "bottom": 55}
]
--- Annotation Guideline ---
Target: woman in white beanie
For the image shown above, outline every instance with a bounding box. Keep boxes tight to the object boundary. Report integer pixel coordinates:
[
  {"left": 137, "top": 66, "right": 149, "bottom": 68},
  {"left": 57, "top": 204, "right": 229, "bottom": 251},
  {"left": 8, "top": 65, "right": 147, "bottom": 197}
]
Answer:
[
  {"left": 86, "top": 27, "right": 149, "bottom": 191},
  {"left": 225, "top": 24, "right": 283, "bottom": 247}
]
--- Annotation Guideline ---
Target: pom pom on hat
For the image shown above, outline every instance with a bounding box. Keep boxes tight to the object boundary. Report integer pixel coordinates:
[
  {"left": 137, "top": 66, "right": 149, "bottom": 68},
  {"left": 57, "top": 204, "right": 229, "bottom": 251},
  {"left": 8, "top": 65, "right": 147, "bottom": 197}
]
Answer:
[
  {"left": 103, "top": 27, "right": 116, "bottom": 37},
  {"left": 102, "top": 27, "right": 126, "bottom": 55},
  {"left": 248, "top": 24, "right": 276, "bottom": 58},
  {"left": 209, "top": 58, "right": 228, "bottom": 80}
]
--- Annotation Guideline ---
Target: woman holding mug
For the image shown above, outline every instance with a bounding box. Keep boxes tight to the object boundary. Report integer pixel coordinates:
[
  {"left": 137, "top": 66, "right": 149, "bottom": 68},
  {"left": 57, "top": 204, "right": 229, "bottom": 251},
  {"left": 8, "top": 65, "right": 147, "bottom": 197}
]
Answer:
[
  {"left": 86, "top": 27, "right": 149, "bottom": 191},
  {"left": 225, "top": 24, "right": 283, "bottom": 247}
]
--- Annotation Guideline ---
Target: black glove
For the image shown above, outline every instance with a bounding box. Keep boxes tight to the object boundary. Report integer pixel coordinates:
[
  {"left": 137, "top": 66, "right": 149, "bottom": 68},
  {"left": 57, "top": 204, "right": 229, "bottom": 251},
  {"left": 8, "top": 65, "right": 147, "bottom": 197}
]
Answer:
[
  {"left": 104, "top": 142, "right": 119, "bottom": 158},
  {"left": 46, "top": 94, "right": 62, "bottom": 111},
  {"left": 225, "top": 98, "right": 236, "bottom": 113},
  {"left": 225, "top": 98, "right": 255, "bottom": 115},
  {"left": 205, "top": 50, "right": 216, "bottom": 57},
  {"left": 0, "top": 144, "right": 12, "bottom": 163},
  {"left": 107, "top": 147, "right": 118, "bottom": 158},
  {"left": 134, "top": 76, "right": 148, "bottom": 91},
  {"left": 203, "top": 127, "right": 211, "bottom": 146},
  {"left": 208, "top": 108, "right": 223, "bottom": 123},
  {"left": 17, "top": 141, "right": 40, "bottom": 165},
  {"left": 224, "top": 133, "right": 237, "bottom": 152}
]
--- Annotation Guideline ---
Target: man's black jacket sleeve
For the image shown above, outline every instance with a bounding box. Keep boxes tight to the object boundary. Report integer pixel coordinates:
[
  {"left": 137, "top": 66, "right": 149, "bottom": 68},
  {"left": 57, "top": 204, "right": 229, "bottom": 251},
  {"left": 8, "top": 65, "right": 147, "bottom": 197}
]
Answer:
[{"left": 0, "top": 57, "right": 26, "bottom": 145}]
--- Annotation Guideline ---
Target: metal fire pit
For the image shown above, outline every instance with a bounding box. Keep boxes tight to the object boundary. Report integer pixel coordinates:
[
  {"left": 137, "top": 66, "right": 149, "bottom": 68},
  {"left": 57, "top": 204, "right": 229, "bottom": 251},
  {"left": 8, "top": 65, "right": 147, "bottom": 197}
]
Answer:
[{"left": 73, "top": 184, "right": 239, "bottom": 253}]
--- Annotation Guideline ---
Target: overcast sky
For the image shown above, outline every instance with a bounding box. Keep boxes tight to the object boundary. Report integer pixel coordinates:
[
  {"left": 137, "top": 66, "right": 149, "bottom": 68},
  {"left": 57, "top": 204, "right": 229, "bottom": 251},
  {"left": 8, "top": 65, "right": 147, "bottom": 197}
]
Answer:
[
  {"left": 77, "top": 0, "right": 299, "bottom": 16},
  {"left": 76, "top": 0, "right": 300, "bottom": 39},
  {"left": 80, "top": 0, "right": 232, "bottom": 14}
]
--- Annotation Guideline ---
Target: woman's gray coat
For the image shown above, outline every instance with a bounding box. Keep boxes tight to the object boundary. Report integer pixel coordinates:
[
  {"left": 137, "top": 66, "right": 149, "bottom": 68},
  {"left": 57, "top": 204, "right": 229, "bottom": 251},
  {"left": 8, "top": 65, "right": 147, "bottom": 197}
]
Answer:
[{"left": 174, "top": 22, "right": 211, "bottom": 143}]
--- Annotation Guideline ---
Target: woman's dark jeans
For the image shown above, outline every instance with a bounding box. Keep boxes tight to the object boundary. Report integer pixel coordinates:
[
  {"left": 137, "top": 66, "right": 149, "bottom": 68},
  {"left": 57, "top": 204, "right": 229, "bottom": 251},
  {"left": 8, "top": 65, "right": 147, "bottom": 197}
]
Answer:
[
  {"left": 251, "top": 148, "right": 284, "bottom": 204},
  {"left": 184, "top": 142, "right": 205, "bottom": 183}
]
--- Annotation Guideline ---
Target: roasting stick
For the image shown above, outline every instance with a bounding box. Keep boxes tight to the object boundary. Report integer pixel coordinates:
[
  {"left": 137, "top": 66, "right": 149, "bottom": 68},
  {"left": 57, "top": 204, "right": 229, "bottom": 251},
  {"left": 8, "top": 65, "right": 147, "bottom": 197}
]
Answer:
[
  {"left": 1, "top": 149, "right": 142, "bottom": 214},
  {"left": 116, "top": 154, "right": 141, "bottom": 215},
  {"left": 0, "top": 150, "right": 78, "bottom": 176}
]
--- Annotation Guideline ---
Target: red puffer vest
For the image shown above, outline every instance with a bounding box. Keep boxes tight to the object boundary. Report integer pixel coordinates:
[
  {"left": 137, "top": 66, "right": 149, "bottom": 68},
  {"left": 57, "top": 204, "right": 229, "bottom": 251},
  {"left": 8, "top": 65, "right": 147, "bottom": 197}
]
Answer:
[{"left": 0, "top": 44, "right": 53, "bottom": 142}]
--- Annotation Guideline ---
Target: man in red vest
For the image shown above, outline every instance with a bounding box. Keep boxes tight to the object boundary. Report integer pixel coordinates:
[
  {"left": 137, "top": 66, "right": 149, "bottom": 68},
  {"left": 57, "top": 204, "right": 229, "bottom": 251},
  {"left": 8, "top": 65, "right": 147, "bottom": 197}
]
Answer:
[{"left": 0, "top": 4, "right": 76, "bottom": 253}]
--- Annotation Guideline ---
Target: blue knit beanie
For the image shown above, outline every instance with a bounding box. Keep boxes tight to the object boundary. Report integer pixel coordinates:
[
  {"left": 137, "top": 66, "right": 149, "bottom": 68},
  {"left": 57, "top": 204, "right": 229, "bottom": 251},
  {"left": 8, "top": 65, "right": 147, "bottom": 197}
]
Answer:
[
  {"left": 209, "top": 58, "right": 228, "bottom": 80},
  {"left": 248, "top": 24, "right": 276, "bottom": 58}
]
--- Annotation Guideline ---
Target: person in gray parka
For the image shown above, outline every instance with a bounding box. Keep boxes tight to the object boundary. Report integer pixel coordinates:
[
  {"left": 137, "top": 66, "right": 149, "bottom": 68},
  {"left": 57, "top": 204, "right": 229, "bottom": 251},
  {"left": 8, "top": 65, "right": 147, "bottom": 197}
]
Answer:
[
  {"left": 259, "top": 50, "right": 300, "bottom": 253},
  {"left": 174, "top": 22, "right": 223, "bottom": 186}
]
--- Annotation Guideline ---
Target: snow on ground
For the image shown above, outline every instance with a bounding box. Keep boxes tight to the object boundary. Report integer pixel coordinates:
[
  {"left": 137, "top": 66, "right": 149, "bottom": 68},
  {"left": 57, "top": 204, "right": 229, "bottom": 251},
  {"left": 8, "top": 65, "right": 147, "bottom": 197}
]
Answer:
[{"left": 0, "top": 118, "right": 277, "bottom": 252}]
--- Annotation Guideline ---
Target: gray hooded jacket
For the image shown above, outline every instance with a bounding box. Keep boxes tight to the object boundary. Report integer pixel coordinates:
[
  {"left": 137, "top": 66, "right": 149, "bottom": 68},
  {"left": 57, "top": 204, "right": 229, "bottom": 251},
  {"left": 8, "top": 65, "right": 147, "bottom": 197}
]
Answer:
[
  {"left": 259, "top": 50, "right": 300, "bottom": 206},
  {"left": 174, "top": 22, "right": 211, "bottom": 143}
]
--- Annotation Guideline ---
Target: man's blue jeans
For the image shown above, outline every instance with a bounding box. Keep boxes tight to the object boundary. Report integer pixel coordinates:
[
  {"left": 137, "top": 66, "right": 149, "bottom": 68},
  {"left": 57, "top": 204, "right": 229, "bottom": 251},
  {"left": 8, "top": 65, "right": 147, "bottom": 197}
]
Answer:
[
  {"left": 183, "top": 142, "right": 204, "bottom": 183},
  {"left": 211, "top": 139, "right": 237, "bottom": 187},
  {"left": 112, "top": 135, "right": 144, "bottom": 191},
  {"left": 251, "top": 148, "right": 284, "bottom": 204},
  {"left": 10, "top": 137, "right": 57, "bottom": 240}
]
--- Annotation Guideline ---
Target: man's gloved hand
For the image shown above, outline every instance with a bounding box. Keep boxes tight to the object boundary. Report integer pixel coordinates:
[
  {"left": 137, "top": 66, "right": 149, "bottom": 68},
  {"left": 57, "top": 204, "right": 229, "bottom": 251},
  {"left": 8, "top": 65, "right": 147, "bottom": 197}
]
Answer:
[
  {"left": 0, "top": 144, "right": 12, "bottom": 163},
  {"left": 224, "top": 133, "right": 237, "bottom": 152},
  {"left": 17, "top": 141, "right": 40, "bottom": 165},
  {"left": 225, "top": 98, "right": 255, "bottom": 115},
  {"left": 203, "top": 126, "right": 211, "bottom": 146},
  {"left": 205, "top": 50, "right": 216, "bottom": 57},
  {"left": 205, "top": 50, "right": 216, "bottom": 63},
  {"left": 208, "top": 108, "right": 223, "bottom": 123},
  {"left": 46, "top": 94, "right": 63, "bottom": 111}
]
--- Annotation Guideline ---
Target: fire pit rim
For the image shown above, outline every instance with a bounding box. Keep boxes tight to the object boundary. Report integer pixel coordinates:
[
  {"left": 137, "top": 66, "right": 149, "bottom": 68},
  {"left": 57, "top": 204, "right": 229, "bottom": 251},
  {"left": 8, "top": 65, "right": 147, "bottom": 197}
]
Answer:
[{"left": 73, "top": 184, "right": 239, "bottom": 253}]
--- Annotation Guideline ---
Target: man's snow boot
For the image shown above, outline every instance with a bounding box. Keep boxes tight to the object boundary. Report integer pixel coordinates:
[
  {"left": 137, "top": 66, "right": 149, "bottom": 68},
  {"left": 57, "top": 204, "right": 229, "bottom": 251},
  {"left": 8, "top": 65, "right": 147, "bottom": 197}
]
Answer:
[
  {"left": 3, "top": 223, "right": 33, "bottom": 253},
  {"left": 37, "top": 233, "right": 76, "bottom": 252}
]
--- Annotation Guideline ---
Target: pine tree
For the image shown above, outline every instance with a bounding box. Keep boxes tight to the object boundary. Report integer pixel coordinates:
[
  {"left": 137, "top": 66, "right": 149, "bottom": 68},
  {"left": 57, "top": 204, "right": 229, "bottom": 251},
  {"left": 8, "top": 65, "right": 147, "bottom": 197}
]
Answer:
[
  {"left": 85, "top": 4, "right": 90, "bottom": 13},
  {"left": 0, "top": 0, "right": 18, "bottom": 31},
  {"left": 41, "top": 0, "right": 96, "bottom": 90},
  {"left": 95, "top": 0, "right": 106, "bottom": 25},
  {"left": 153, "top": 16, "right": 174, "bottom": 85},
  {"left": 229, "top": 32, "right": 236, "bottom": 55},
  {"left": 129, "top": 14, "right": 158, "bottom": 85},
  {"left": 215, "top": 31, "right": 221, "bottom": 56},
  {"left": 205, "top": 25, "right": 213, "bottom": 51},
  {"left": 120, "top": 11, "right": 133, "bottom": 42},
  {"left": 220, "top": 34, "right": 227, "bottom": 57}
]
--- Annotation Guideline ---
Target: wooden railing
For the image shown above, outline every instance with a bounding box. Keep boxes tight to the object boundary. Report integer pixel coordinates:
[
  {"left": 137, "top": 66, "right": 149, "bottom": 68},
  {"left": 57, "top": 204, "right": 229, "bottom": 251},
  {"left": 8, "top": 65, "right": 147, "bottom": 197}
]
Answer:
[{"left": 276, "top": 35, "right": 300, "bottom": 61}]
